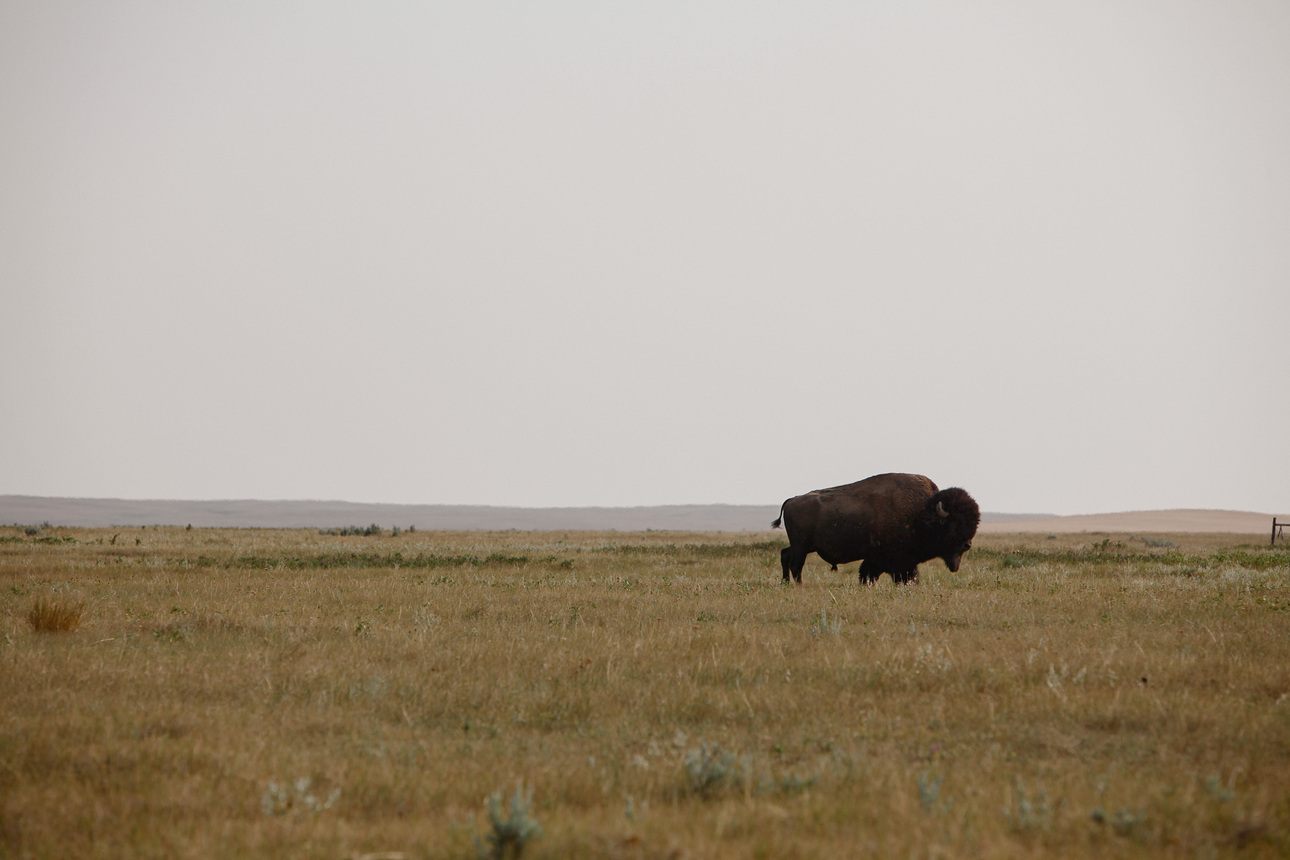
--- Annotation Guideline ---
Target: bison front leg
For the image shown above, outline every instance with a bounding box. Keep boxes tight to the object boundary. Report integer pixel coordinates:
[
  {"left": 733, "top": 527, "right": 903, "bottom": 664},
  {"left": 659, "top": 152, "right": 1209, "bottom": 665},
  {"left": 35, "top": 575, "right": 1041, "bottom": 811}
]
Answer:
[
  {"left": 857, "top": 559, "right": 881, "bottom": 586},
  {"left": 893, "top": 568, "right": 920, "bottom": 585}
]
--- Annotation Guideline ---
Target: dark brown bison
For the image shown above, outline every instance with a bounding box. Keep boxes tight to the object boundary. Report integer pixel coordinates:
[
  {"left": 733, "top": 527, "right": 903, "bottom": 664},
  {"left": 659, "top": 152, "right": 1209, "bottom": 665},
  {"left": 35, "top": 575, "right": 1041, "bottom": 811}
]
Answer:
[{"left": 771, "top": 473, "right": 980, "bottom": 584}]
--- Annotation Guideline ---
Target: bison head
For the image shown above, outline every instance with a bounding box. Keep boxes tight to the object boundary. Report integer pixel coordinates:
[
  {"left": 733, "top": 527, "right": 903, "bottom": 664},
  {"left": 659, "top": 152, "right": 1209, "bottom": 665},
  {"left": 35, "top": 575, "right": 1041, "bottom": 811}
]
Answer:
[{"left": 926, "top": 487, "right": 981, "bottom": 572}]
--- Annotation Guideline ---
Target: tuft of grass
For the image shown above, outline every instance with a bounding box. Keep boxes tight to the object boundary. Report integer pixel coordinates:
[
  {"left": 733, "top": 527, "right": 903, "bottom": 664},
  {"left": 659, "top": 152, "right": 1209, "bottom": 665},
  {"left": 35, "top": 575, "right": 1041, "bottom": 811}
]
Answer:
[
  {"left": 1131, "top": 535, "right": 1178, "bottom": 548},
  {"left": 260, "top": 777, "right": 341, "bottom": 816},
  {"left": 918, "top": 771, "right": 947, "bottom": 814},
  {"left": 27, "top": 597, "right": 84, "bottom": 633},
  {"left": 809, "top": 606, "right": 841, "bottom": 635},
  {"left": 1003, "top": 777, "right": 1050, "bottom": 833},
  {"left": 318, "top": 524, "right": 385, "bottom": 536},
  {"left": 1092, "top": 805, "right": 1148, "bottom": 837},
  {"left": 683, "top": 743, "right": 742, "bottom": 799},
  {"left": 475, "top": 782, "right": 541, "bottom": 859}
]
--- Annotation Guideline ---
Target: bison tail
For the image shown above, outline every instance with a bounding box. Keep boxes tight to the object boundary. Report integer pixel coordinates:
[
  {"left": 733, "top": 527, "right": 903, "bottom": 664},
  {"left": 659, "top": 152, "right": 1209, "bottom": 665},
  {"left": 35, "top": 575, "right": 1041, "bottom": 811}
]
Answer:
[{"left": 771, "top": 501, "right": 787, "bottom": 530}]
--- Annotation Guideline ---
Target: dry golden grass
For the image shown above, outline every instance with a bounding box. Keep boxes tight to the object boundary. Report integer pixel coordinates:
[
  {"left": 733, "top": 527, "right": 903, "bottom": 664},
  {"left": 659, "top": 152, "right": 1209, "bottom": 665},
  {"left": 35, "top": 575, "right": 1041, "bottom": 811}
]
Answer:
[
  {"left": 26, "top": 596, "right": 83, "bottom": 633},
  {"left": 1, "top": 525, "right": 1288, "bottom": 858}
]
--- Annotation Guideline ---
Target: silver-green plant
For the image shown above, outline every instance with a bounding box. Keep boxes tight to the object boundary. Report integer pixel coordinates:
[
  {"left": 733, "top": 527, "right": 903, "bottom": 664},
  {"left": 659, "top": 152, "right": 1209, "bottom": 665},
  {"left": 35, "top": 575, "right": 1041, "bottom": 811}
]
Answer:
[
  {"left": 476, "top": 782, "right": 541, "bottom": 859},
  {"left": 1204, "top": 774, "right": 1235, "bottom": 803},
  {"left": 917, "top": 771, "right": 945, "bottom": 813},
  {"left": 1091, "top": 805, "right": 1147, "bottom": 836},
  {"left": 777, "top": 771, "right": 816, "bottom": 795},
  {"left": 411, "top": 605, "right": 439, "bottom": 630},
  {"left": 809, "top": 607, "right": 840, "bottom": 636},
  {"left": 684, "top": 742, "right": 740, "bottom": 798},
  {"left": 1003, "top": 777, "right": 1050, "bottom": 833},
  {"left": 260, "top": 777, "right": 340, "bottom": 816}
]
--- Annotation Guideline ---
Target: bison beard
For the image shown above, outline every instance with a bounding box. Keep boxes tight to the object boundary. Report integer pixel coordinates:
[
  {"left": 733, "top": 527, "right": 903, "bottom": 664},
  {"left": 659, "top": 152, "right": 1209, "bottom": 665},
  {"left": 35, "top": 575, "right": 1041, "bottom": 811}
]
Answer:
[{"left": 771, "top": 473, "right": 980, "bottom": 584}]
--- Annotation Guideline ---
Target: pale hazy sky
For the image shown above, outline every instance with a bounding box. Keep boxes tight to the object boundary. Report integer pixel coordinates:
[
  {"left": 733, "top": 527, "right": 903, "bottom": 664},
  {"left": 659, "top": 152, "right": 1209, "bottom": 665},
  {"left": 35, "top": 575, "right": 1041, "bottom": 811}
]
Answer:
[{"left": 2, "top": 2, "right": 1287, "bottom": 515}]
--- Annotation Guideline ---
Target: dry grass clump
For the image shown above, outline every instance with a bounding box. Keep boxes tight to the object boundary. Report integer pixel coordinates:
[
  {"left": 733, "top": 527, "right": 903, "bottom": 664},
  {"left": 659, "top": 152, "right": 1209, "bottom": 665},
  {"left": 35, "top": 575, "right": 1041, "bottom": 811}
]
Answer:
[
  {"left": 0, "top": 525, "right": 1287, "bottom": 857},
  {"left": 26, "top": 596, "right": 84, "bottom": 632}
]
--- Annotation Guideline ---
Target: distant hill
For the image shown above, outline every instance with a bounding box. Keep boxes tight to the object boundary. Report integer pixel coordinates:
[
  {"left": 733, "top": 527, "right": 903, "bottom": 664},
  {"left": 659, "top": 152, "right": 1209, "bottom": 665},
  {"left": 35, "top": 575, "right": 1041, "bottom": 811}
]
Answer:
[
  {"left": 8, "top": 496, "right": 1269, "bottom": 534},
  {"left": 0, "top": 495, "right": 1046, "bottom": 532},
  {"left": 978, "top": 509, "right": 1276, "bottom": 535}
]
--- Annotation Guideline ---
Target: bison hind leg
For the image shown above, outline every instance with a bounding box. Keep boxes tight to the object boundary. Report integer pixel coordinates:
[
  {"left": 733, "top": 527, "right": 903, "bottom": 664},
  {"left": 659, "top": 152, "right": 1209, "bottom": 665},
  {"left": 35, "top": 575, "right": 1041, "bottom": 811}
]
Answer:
[
  {"left": 781, "top": 546, "right": 808, "bottom": 583},
  {"left": 780, "top": 545, "right": 808, "bottom": 583}
]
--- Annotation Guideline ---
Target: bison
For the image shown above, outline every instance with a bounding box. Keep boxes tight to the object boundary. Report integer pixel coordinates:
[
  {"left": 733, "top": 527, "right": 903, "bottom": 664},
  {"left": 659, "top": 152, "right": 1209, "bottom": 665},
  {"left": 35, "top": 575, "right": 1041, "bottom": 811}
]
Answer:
[{"left": 771, "top": 473, "right": 980, "bottom": 584}]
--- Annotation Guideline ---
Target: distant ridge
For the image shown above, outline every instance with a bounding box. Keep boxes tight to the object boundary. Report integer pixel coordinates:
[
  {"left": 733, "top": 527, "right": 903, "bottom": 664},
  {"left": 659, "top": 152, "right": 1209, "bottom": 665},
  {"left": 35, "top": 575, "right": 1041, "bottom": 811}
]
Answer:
[
  {"left": 1, "top": 495, "right": 1042, "bottom": 532},
  {"left": 7, "top": 496, "right": 1269, "bottom": 533},
  {"left": 978, "top": 509, "right": 1275, "bottom": 535}
]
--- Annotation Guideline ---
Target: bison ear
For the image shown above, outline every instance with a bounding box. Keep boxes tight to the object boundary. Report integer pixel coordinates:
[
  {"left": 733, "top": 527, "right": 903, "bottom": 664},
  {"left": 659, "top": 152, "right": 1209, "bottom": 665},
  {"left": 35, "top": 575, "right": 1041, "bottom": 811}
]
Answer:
[{"left": 936, "top": 501, "right": 949, "bottom": 519}]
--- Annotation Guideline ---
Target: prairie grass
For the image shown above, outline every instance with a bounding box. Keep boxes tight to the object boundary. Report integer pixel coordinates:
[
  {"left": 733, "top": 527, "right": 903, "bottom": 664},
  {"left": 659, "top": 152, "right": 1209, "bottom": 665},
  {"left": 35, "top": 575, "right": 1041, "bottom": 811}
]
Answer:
[
  {"left": 25, "top": 596, "right": 83, "bottom": 633},
  {"left": 1, "top": 525, "right": 1287, "bottom": 858}
]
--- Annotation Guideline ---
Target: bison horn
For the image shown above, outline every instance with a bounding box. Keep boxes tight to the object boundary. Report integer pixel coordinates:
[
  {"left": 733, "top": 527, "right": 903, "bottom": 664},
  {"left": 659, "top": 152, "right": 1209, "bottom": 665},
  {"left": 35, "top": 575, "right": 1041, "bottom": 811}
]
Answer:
[{"left": 936, "top": 501, "right": 949, "bottom": 518}]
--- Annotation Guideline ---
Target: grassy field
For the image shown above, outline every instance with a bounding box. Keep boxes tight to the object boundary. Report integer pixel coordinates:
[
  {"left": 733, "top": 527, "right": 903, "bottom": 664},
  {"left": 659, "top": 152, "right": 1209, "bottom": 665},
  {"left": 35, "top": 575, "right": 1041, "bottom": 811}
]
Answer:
[{"left": 2, "top": 525, "right": 1288, "bottom": 858}]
